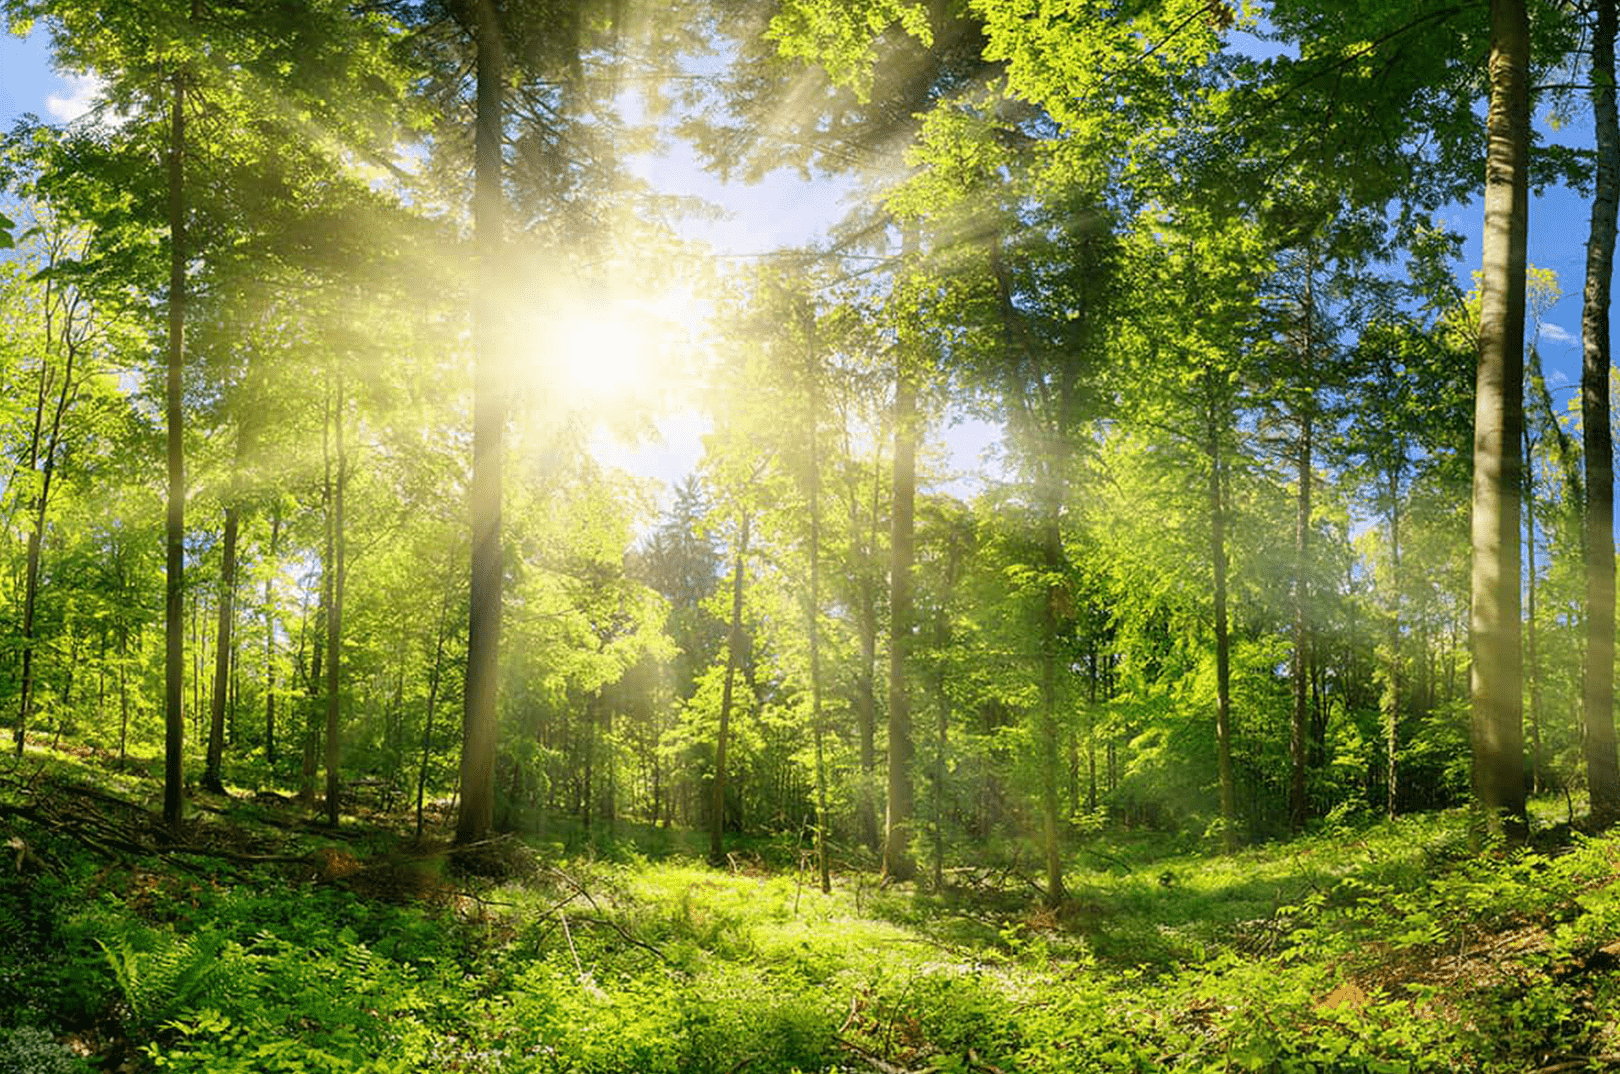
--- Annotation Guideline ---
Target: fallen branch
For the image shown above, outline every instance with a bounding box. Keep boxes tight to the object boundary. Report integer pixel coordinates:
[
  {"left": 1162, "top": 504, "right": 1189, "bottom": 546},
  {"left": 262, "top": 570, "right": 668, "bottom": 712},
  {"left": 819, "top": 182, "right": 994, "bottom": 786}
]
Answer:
[
  {"left": 1534, "top": 1056, "right": 1620, "bottom": 1074},
  {"left": 833, "top": 1035, "right": 923, "bottom": 1074},
  {"left": 545, "top": 867, "right": 669, "bottom": 964}
]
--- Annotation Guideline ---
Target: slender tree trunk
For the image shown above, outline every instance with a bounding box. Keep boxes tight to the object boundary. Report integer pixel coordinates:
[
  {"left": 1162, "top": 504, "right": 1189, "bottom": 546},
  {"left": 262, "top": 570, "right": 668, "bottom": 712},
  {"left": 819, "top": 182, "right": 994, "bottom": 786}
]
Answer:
[
  {"left": 933, "top": 609, "right": 951, "bottom": 891},
  {"left": 851, "top": 452, "right": 882, "bottom": 855},
  {"left": 932, "top": 537, "right": 963, "bottom": 890},
  {"left": 710, "top": 514, "right": 750, "bottom": 866},
  {"left": 1472, "top": 0, "right": 1530, "bottom": 839},
  {"left": 855, "top": 589, "right": 880, "bottom": 852},
  {"left": 587, "top": 694, "right": 604, "bottom": 826},
  {"left": 804, "top": 315, "right": 832, "bottom": 894},
  {"left": 1523, "top": 423, "right": 1545, "bottom": 796},
  {"left": 13, "top": 324, "right": 51, "bottom": 756},
  {"left": 202, "top": 505, "right": 239, "bottom": 793},
  {"left": 1585, "top": 0, "right": 1620, "bottom": 829},
  {"left": 117, "top": 627, "right": 130, "bottom": 765},
  {"left": 163, "top": 53, "right": 189, "bottom": 833},
  {"left": 264, "top": 510, "right": 280, "bottom": 766},
  {"left": 1385, "top": 478, "right": 1401, "bottom": 821},
  {"left": 192, "top": 590, "right": 203, "bottom": 740},
  {"left": 300, "top": 574, "right": 323, "bottom": 805},
  {"left": 1207, "top": 374, "right": 1237, "bottom": 853},
  {"left": 1039, "top": 513, "right": 1066, "bottom": 904},
  {"left": 16, "top": 339, "right": 74, "bottom": 758},
  {"left": 324, "top": 380, "right": 346, "bottom": 828},
  {"left": 884, "top": 350, "right": 917, "bottom": 884},
  {"left": 1289, "top": 408, "right": 1312, "bottom": 833},
  {"left": 457, "top": 0, "right": 505, "bottom": 847}
]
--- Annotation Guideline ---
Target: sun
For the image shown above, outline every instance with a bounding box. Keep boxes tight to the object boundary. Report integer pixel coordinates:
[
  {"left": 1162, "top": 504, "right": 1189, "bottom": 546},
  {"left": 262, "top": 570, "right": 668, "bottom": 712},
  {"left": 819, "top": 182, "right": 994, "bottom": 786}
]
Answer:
[
  {"left": 554, "top": 315, "right": 646, "bottom": 400},
  {"left": 526, "top": 285, "right": 711, "bottom": 409}
]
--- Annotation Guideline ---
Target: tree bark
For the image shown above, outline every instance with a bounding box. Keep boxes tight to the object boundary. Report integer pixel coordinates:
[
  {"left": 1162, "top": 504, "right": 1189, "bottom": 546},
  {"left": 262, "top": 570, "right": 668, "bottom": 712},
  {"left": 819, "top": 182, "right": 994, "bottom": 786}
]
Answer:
[
  {"left": 932, "top": 538, "right": 962, "bottom": 891},
  {"left": 202, "top": 505, "right": 239, "bottom": 793},
  {"left": 16, "top": 285, "right": 79, "bottom": 758},
  {"left": 417, "top": 573, "right": 452, "bottom": 841},
  {"left": 1288, "top": 262, "right": 1316, "bottom": 834},
  {"left": 1523, "top": 421, "right": 1544, "bottom": 796},
  {"left": 324, "top": 381, "right": 346, "bottom": 828},
  {"left": 1471, "top": 0, "right": 1530, "bottom": 839},
  {"left": 457, "top": 0, "right": 505, "bottom": 846},
  {"left": 710, "top": 514, "right": 750, "bottom": 866},
  {"left": 164, "top": 56, "right": 189, "bottom": 834},
  {"left": 1039, "top": 513, "right": 1066, "bottom": 903},
  {"left": 264, "top": 510, "right": 280, "bottom": 766},
  {"left": 117, "top": 627, "right": 130, "bottom": 765},
  {"left": 1584, "top": 0, "right": 1620, "bottom": 829},
  {"left": 854, "top": 582, "right": 880, "bottom": 852},
  {"left": 804, "top": 309, "right": 832, "bottom": 894},
  {"left": 1289, "top": 414, "right": 1312, "bottom": 832},
  {"left": 1385, "top": 474, "right": 1401, "bottom": 821},
  {"left": 1207, "top": 369, "right": 1238, "bottom": 853},
  {"left": 884, "top": 350, "right": 917, "bottom": 883}
]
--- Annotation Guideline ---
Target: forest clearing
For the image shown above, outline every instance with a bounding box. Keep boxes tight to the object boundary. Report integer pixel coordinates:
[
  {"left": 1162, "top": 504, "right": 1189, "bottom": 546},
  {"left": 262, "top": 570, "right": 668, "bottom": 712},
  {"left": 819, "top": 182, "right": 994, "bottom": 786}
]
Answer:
[
  {"left": 3, "top": 744, "right": 1619, "bottom": 1073},
  {"left": 4, "top": 0, "right": 1620, "bottom": 1069}
]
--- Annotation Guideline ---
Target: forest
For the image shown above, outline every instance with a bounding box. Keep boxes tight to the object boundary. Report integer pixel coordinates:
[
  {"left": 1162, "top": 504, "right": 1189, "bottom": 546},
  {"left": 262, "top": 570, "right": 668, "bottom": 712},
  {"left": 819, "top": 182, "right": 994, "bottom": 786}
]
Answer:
[{"left": 2, "top": 0, "right": 1620, "bottom": 1071}]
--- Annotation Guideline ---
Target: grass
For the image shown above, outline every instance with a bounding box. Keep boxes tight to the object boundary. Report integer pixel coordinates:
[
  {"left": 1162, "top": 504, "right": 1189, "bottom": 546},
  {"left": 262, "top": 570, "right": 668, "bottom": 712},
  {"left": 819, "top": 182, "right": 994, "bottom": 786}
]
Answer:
[{"left": 3, "top": 745, "right": 1618, "bottom": 1073}]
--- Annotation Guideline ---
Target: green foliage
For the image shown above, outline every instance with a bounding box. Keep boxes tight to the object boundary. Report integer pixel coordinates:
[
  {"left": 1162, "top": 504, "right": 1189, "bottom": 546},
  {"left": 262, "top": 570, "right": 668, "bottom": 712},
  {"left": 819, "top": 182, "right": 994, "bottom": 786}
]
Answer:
[
  {"left": 98, "top": 927, "right": 246, "bottom": 1030},
  {"left": 0, "top": 1027, "right": 89, "bottom": 1074},
  {"left": 6, "top": 770, "right": 1620, "bottom": 1074}
]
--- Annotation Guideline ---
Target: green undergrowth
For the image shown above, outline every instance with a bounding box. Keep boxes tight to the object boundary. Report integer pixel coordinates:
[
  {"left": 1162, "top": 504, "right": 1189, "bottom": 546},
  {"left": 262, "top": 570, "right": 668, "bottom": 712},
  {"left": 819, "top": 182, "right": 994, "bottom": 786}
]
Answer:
[{"left": 3, "top": 760, "right": 1618, "bottom": 1072}]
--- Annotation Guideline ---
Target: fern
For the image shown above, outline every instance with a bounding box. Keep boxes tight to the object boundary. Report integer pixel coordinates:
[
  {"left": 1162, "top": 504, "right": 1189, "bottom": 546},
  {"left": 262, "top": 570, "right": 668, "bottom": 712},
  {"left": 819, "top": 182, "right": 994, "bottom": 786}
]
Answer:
[{"left": 99, "top": 929, "right": 243, "bottom": 1030}]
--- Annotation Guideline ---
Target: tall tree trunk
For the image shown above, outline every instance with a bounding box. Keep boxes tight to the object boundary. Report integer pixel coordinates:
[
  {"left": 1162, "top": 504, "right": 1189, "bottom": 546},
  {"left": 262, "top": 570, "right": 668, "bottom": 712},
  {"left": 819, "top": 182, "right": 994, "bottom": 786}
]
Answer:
[
  {"left": 1207, "top": 372, "right": 1237, "bottom": 853},
  {"left": 1584, "top": 0, "right": 1620, "bottom": 829},
  {"left": 1385, "top": 476, "right": 1401, "bottom": 821},
  {"left": 117, "top": 627, "right": 130, "bottom": 765},
  {"left": 710, "top": 514, "right": 750, "bottom": 866},
  {"left": 416, "top": 576, "right": 452, "bottom": 842},
  {"left": 324, "top": 381, "right": 347, "bottom": 828},
  {"left": 1288, "top": 259, "right": 1316, "bottom": 833},
  {"left": 1523, "top": 423, "right": 1544, "bottom": 795},
  {"left": 1472, "top": 0, "right": 1530, "bottom": 839},
  {"left": 804, "top": 313, "right": 832, "bottom": 894},
  {"left": 1039, "top": 513, "right": 1066, "bottom": 903},
  {"left": 855, "top": 586, "right": 880, "bottom": 852},
  {"left": 932, "top": 540, "right": 962, "bottom": 891},
  {"left": 163, "top": 52, "right": 189, "bottom": 833},
  {"left": 264, "top": 510, "right": 280, "bottom": 766},
  {"left": 851, "top": 452, "right": 882, "bottom": 855},
  {"left": 300, "top": 563, "right": 324, "bottom": 805},
  {"left": 458, "top": 0, "right": 505, "bottom": 846},
  {"left": 16, "top": 315, "right": 77, "bottom": 757},
  {"left": 884, "top": 351, "right": 917, "bottom": 883},
  {"left": 203, "top": 505, "right": 239, "bottom": 793},
  {"left": 1289, "top": 407, "right": 1312, "bottom": 833}
]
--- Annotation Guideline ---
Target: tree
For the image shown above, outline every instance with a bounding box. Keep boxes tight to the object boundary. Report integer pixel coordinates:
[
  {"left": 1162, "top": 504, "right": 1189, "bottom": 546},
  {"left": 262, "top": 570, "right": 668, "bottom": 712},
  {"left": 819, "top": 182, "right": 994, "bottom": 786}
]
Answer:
[
  {"left": 1471, "top": 0, "right": 1530, "bottom": 838},
  {"left": 9, "top": 0, "right": 415, "bottom": 832},
  {"left": 6, "top": 210, "right": 106, "bottom": 758},
  {"left": 162, "top": 4, "right": 190, "bottom": 832},
  {"left": 1583, "top": 0, "right": 1620, "bottom": 830},
  {"left": 884, "top": 241, "right": 919, "bottom": 885},
  {"left": 709, "top": 511, "right": 750, "bottom": 866},
  {"left": 456, "top": 0, "right": 506, "bottom": 846}
]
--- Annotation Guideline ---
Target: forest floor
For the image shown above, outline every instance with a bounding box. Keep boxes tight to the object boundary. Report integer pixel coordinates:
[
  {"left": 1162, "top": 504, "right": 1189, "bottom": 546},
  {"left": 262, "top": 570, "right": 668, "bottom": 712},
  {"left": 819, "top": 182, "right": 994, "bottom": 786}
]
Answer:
[{"left": 2, "top": 746, "right": 1619, "bottom": 1073}]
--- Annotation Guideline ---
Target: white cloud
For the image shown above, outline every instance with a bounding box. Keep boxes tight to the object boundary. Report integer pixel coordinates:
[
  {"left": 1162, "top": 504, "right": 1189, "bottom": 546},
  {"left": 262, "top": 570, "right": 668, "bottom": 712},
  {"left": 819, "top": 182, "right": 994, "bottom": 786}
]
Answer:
[
  {"left": 1541, "top": 322, "right": 1576, "bottom": 345},
  {"left": 46, "top": 73, "right": 102, "bottom": 122}
]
